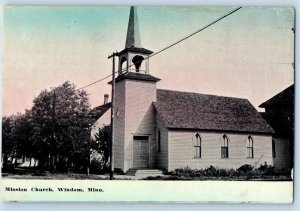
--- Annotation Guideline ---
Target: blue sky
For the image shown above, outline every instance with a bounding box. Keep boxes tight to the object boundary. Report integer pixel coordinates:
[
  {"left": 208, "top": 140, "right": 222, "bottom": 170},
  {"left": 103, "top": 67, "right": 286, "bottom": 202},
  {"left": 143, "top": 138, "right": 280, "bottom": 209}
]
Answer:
[{"left": 3, "top": 6, "right": 294, "bottom": 115}]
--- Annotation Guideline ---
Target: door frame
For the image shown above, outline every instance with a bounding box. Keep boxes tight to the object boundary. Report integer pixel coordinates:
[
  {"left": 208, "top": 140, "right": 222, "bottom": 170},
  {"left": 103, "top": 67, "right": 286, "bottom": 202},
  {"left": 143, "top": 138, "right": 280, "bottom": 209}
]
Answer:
[{"left": 132, "top": 135, "right": 150, "bottom": 169}]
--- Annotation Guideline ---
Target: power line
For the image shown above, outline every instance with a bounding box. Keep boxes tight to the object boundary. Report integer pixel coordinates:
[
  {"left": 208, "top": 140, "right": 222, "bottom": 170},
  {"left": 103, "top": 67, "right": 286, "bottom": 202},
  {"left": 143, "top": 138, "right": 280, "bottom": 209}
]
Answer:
[
  {"left": 77, "top": 6, "right": 242, "bottom": 90},
  {"left": 147, "top": 7, "right": 242, "bottom": 60},
  {"left": 77, "top": 73, "right": 112, "bottom": 90}
]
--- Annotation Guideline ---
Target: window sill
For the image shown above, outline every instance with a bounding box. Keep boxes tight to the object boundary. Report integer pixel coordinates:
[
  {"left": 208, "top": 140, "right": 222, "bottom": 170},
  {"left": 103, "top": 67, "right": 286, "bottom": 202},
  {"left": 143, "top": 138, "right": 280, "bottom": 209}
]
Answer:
[{"left": 193, "top": 157, "right": 202, "bottom": 159}]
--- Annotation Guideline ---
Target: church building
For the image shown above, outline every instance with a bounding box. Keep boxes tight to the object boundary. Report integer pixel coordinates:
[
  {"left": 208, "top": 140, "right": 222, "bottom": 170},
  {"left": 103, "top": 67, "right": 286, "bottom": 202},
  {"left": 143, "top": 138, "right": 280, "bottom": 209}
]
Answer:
[
  {"left": 92, "top": 7, "right": 275, "bottom": 173},
  {"left": 259, "top": 84, "right": 294, "bottom": 169}
]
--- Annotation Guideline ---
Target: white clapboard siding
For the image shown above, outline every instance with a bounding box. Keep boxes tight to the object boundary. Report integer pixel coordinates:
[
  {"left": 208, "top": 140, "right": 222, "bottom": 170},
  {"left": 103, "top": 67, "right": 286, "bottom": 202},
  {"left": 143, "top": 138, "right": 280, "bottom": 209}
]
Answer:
[
  {"left": 114, "top": 80, "right": 126, "bottom": 170},
  {"left": 273, "top": 137, "right": 290, "bottom": 168},
  {"left": 168, "top": 131, "right": 273, "bottom": 171},
  {"left": 90, "top": 108, "right": 111, "bottom": 138},
  {"left": 155, "top": 112, "right": 169, "bottom": 170},
  {"left": 122, "top": 79, "right": 157, "bottom": 171}
]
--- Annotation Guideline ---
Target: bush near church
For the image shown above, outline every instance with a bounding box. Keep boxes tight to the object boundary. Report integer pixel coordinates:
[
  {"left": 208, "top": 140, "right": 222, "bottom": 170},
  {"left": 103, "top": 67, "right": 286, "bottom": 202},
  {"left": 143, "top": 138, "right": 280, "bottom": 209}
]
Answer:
[{"left": 144, "top": 164, "right": 292, "bottom": 180}]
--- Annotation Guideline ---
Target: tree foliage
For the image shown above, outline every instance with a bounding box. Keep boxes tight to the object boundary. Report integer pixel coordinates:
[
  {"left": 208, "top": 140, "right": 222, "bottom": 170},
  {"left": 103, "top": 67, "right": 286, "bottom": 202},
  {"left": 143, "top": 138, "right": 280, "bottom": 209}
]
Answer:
[
  {"left": 2, "top": 81, "right": 95, "bottom": 173},
  {"left": 2, "top": 111, "right": 34, "bottom": 170},
  {"left": 2, "top": 116, "right": 15, "bottom": 163},
  {"left": 91, "top": 125, "right": 112, "bottom": 167}
]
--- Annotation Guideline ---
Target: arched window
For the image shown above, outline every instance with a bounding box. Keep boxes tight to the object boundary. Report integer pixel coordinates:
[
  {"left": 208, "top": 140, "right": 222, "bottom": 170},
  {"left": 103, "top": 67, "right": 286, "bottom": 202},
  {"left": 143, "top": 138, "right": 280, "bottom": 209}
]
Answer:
[
  {"left": 247, "top": 135, "right": 254, "bottom": 158},
  {"left": 119, "top": 56, "right": 127, "bottom": 74},
  {"left": 221, "top": 134, "right": 229, "bottom": 158},
  {"left": 132, "top": 55, "right": 144, "bottom": 72},
  {"left": 194, "top": 133, "right": 201, "bottom": 158}
]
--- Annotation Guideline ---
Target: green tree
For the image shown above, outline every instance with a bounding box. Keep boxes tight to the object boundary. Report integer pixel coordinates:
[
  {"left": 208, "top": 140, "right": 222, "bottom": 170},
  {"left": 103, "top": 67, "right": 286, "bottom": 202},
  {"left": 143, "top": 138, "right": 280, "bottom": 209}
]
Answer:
[
  {"left": 91, "top": 125, "right": 112, "bottom": 168},
  {"left": 30, "top": 81, "right": 93, "bottom": 172},
  {"left": 2, "top": 112, "right": 34, "bottom": 169},
  {"left": 2, "top": 116, "right": 15, "bottom": 168},
  {"left": 11, "top": 111, "right": 34, "bottom": 164}
]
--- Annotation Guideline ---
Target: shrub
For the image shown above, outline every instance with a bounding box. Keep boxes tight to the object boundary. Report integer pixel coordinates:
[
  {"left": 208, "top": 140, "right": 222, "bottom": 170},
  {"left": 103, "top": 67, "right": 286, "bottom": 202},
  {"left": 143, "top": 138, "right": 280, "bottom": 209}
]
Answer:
[
  {"left": 277, "top": 166, "right": 291, "bottom": 176},
  {"left": 218, "top": 168, "right": 230, "bottom": 177},
  {"left": 114, "top": 168, "right": 125, "bottom": 175},
  {"left": 258, "top": 164, "right": 273, "bottom": 171},
  {"left": 201, "top": 165, "right": 216, "bottom": 176},
  {"left": 1, "top": 164, "right": 16, "bottom": 173},
  {"left": 238, "top": 164, "right": 254, "bottom": 172},
  {"left": 258, "top": 164, "right": 291, "bottom": 177},
  {"left": 165, "top": 165, "right": 292, "bottom": 181},
  {"left": 90, "top": 159, "right": 105, "bottom": 174}
]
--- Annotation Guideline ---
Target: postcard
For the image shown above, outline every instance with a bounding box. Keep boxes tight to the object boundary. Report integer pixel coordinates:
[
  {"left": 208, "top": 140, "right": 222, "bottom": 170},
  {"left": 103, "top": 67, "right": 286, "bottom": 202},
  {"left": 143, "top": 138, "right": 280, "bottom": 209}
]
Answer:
[{"left": 1, "top": 6, "right": 294, "bottom": 203}]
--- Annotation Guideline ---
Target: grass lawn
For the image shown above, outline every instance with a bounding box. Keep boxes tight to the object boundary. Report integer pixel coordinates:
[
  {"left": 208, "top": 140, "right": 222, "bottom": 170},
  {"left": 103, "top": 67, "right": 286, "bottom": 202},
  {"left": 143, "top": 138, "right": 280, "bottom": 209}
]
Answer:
[
  {"left": 144, "top": 175, "right": 292, "bottom": 181},
  {"left": 2, "top": 172, "right": 113, "bottom": 180},
  {"left": 2, "top": 172, "right": 292, "bottom": 181}
]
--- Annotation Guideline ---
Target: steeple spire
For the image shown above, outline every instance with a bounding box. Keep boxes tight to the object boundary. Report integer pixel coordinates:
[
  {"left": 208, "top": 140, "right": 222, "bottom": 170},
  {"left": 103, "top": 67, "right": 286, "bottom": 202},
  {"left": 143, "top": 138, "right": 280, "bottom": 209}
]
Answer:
[
  {"left": 116, "top": 6, "right": 153, "bottom": 75},
  {"left": 125, "top": 6, "right": 141, "bottom": 48}
]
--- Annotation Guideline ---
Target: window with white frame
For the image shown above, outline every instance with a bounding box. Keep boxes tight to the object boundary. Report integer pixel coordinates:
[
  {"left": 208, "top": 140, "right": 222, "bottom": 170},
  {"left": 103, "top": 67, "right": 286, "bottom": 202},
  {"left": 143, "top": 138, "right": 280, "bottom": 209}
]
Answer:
[
  {"left": 194, "top": 133, "right": 201, "bottom": 158},
  {"left": 221, "top": 134, "right": 229, "bottom": 158},
  {"left": 247, "top": 135, "right": 254, "bottom": 158}
]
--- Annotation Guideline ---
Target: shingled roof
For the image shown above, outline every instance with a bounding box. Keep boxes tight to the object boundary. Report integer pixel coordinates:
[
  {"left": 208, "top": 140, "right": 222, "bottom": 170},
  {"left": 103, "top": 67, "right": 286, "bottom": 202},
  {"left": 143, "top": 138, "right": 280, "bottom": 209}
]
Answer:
[
  {"left": 90, "top": 102, "right": 111, "bottom": 120},
  {"left": 109, "top": 72, "right": 161, "bottom": 84},
  {"left": 117, "top": 46, "right": 153, "bottom": 56},
  {"left": 259, "top": 84, "right": 294, "bottom": 108},
  {"left": 154, "top": 89, "right": 274, "bottom": 134}
]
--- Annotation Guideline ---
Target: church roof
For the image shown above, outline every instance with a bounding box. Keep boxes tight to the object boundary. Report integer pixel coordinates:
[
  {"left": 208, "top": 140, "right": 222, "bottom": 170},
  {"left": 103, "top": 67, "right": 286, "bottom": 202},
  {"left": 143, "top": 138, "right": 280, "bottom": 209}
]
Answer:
[
  {"left": 259, "top": 84, "right": 294, "bottom": 108},
  {"left": 117, "top": 46, "right": 153, "bottom": 56},
  {"left": 108, "top": 72, "right": 161, "bottom": 84},
  {"left": 90, "top": 102, "right": 111, "bottom": 120},
  {"left": 153, "top": 89, "right": 274, "bottom": 134}
]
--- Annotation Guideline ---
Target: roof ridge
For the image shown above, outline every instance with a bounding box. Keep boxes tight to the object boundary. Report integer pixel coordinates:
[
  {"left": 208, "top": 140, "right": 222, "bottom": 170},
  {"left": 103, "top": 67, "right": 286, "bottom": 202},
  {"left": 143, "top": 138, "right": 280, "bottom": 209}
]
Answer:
[
  {"left": 157, "top": 89, "right": 248, "bottom": 101},
  {"left": 92, "top": 102, "right": 112, "bottom": 110}
]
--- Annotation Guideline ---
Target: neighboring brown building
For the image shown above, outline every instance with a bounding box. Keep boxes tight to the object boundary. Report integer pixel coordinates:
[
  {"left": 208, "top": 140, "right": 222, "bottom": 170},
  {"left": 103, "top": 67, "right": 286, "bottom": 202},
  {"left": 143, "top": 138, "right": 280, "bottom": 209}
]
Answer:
[{"left": 259, "top": 84, "right": 294, "bottom": 169}]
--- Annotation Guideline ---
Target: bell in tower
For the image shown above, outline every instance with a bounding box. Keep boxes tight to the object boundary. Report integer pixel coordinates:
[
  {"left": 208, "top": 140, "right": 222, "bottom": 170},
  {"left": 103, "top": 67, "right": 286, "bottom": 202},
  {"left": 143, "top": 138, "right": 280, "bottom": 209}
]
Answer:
[{"left": 117, "top": 7, "right": 153, "bottom": 75}]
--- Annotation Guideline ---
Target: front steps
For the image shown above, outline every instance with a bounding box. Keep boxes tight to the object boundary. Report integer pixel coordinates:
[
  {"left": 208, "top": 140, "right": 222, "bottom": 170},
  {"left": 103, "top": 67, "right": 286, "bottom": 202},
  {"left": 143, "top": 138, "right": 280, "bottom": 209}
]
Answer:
[{"left": 126, "top": 169, "right": 164, "bottom": 177}]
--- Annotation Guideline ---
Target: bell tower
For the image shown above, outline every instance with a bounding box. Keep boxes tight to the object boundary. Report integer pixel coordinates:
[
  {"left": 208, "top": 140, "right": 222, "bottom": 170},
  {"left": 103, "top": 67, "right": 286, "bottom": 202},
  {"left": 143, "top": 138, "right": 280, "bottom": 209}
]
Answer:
[
  {"left": 117, "top": 6, "right": 153, "bottom": 75},
  {"left": 112, "top": 6, "right": 160, "bottom": 172}
]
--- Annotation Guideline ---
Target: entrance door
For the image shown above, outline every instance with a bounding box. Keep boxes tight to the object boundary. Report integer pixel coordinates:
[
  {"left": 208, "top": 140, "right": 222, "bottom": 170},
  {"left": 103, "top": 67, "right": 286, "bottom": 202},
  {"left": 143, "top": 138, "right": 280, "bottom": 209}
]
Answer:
[{"left": 133, "top": 136, "right": 149, "bottom": 168}]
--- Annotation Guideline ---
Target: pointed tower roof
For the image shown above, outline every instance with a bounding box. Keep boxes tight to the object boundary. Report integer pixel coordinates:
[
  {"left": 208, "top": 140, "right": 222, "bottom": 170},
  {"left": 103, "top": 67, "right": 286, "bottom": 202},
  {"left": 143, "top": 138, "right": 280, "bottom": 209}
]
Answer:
[
  {"left": 117, "top": 7, "right": 153, "bottom": 56},
  {"left": 125, "top": 6, "right": 142, "bottom": 48}
]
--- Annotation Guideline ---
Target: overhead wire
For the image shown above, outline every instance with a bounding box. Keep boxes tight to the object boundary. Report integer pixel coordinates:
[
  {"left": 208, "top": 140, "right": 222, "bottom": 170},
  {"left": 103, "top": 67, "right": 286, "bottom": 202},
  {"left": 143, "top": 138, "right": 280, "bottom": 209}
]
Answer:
[{"left": 77, "top": 6, "right": 242, "bottom": 90}]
